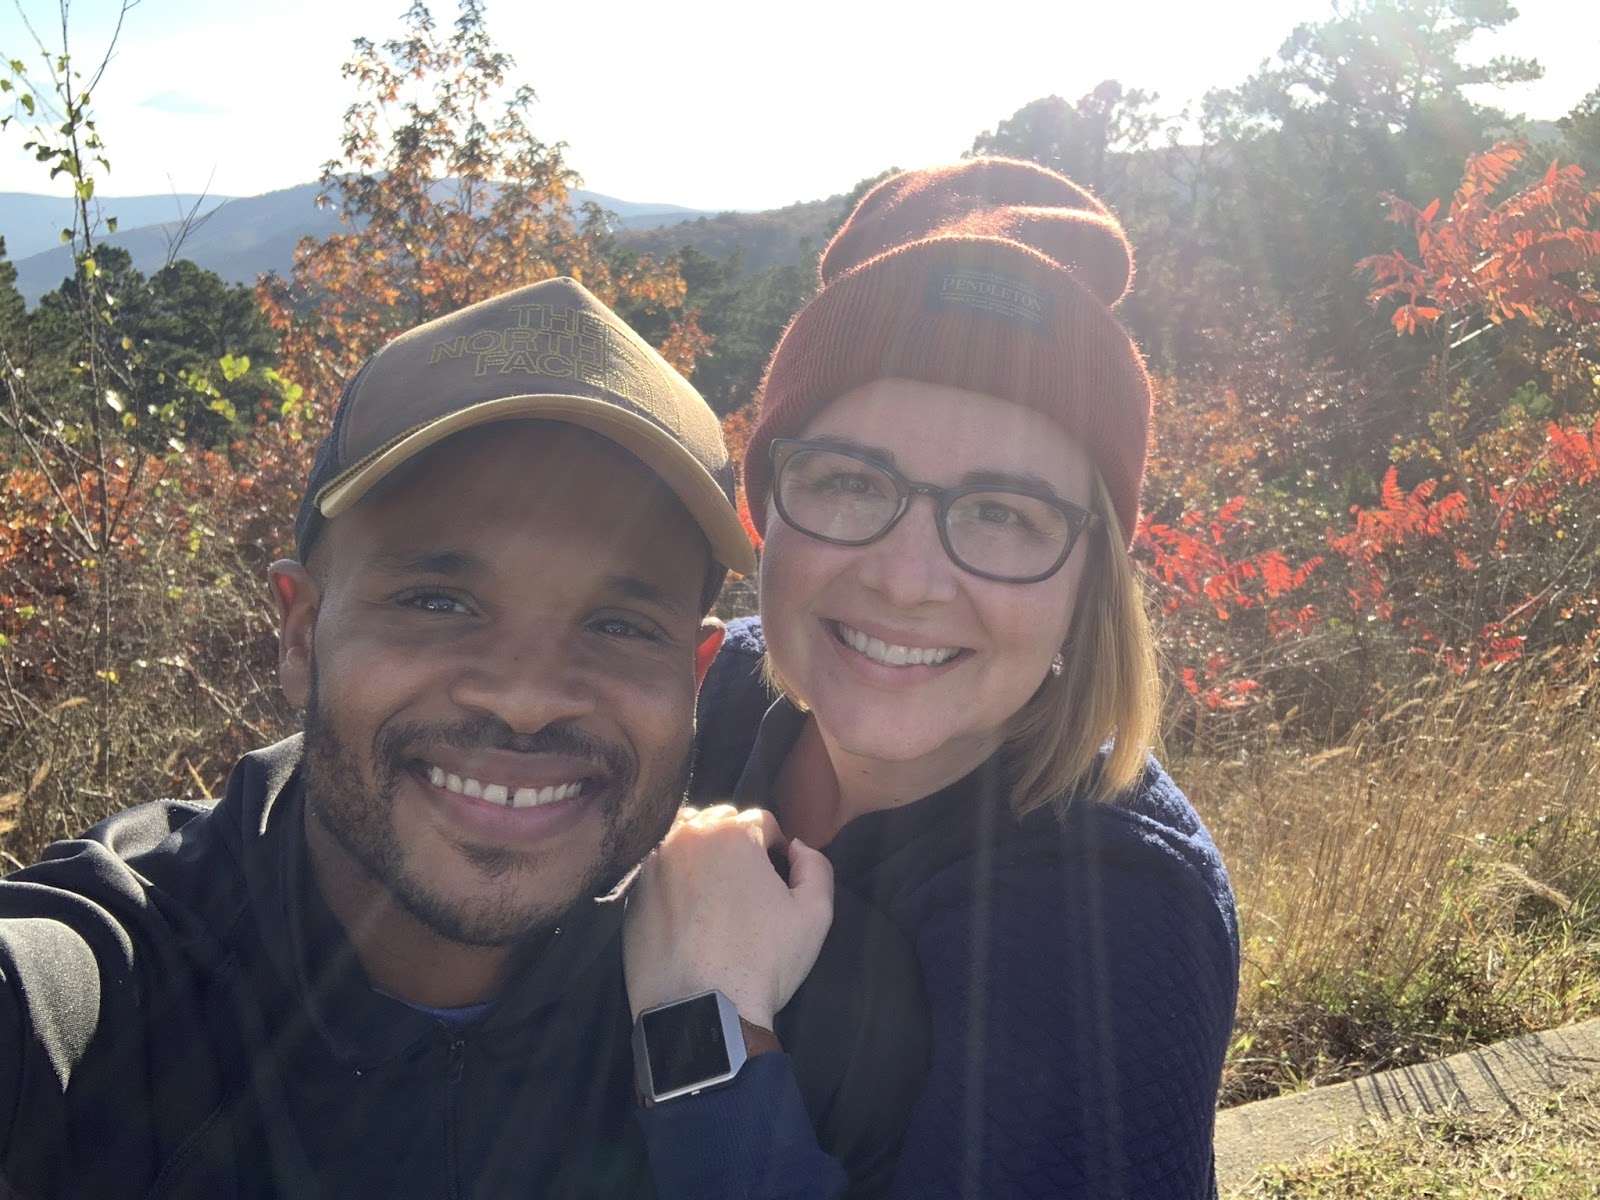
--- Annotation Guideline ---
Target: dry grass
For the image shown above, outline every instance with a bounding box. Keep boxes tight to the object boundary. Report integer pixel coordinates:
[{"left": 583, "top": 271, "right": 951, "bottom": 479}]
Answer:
[
  {"left": 1229, "top": 1077, "right": 1600, "bottom": 1198},
  {"left": 1174, "top": 660, "right": 1600, "bottom": 1105},
  {"left": 0, "top": 545, "right": 292, "bottom": 867}
]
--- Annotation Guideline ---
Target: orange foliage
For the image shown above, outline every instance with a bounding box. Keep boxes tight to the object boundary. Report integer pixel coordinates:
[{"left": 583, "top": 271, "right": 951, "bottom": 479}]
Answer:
[
  {"left": 1135, "top": 498, "right": 1323, "bottom": 712},
  {"left": 1361, "top": 141, "right": 1600, "bottom": 334}
]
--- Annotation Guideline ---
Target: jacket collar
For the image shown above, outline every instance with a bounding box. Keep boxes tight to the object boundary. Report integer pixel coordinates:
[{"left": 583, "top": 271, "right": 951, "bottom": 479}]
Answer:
[{"left": 222, "top": 736, "right": 627, "bottom": 1068}]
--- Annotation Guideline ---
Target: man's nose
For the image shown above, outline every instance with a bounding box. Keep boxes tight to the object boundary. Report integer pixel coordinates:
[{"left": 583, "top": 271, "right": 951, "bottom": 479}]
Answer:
[{"left": 448, "top": 628, "right": 598, "bottom": 733}]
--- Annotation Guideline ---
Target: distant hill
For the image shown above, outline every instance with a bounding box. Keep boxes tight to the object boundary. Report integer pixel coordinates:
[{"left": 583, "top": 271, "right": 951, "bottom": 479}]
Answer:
[
  {"left": 1, "top": 185, "right": 730, "bottom": 304},
  {"left": 617, "top": 195, "right": 847, "bottom": 279},
  {"left": 0, "top": 192, "right": 231, "bottom": 261}
]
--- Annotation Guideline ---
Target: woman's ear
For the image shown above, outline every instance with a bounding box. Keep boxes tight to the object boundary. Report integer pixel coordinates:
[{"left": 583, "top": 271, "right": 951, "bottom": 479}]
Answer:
[
  {"left": 269, "top": 560, "right": 319, "bottom": 709},
  {"left": 695, "top": 618, "right": 727, "bottom": 688}
]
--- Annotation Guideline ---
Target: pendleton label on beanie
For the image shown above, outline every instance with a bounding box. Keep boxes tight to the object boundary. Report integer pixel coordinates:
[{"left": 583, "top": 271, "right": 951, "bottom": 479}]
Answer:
[{"left": 926, "top": 267, "right": 1052, "bottom": 331}]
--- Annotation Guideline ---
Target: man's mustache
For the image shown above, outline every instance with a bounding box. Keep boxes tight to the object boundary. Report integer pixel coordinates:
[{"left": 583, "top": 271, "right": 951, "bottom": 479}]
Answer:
[{"left": 374, "top": 716, "right": 633, "bottom": 781}]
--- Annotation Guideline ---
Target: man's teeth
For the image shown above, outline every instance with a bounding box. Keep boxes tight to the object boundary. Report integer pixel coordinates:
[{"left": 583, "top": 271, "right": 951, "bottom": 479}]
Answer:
[
  {"left": 427, "top": 765, "right": 583, "bottom": 808},
  {"left": 837, "top": 622, "right": 960, "bottom": 667}
]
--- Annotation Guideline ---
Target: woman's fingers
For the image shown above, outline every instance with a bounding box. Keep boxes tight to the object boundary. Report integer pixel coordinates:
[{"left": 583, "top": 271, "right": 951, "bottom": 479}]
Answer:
[
  {"left": 623, "top": 806, "right": 834, "bottom": 1028},
  {"left": 782, "top": 836, "right": 834, "bottom": 908}
]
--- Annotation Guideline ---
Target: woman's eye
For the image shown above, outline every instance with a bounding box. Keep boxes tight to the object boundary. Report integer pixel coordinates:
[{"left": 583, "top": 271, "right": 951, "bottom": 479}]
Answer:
[
  {"left": 814, "top": 471, "right": 885, "bottom": 496},
  {"left": 975, "top": 501, "right": 1025, "bottom": 526}
]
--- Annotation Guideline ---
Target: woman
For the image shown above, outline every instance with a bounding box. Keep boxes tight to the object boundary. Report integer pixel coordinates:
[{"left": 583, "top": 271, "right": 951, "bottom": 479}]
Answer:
[{"left": 625, "top": 158, "right": 1239, "bottom": 1198}]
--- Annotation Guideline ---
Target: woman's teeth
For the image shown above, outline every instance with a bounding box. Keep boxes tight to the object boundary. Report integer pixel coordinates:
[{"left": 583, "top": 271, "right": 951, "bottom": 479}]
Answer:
[
  {"left": 837, "top": 622, "right": 960, "bottom": 667},
  {"left": 428, "top": 765, "right": 583, "bottom": 809}
]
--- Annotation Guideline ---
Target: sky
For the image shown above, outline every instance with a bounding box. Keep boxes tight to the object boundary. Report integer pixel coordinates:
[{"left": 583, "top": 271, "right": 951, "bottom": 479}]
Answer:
[{"left": 3, "top": 0, "right": 1599, "bottom": 212}]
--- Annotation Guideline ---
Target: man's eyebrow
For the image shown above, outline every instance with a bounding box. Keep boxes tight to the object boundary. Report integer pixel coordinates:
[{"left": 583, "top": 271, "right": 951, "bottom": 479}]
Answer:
[
  {"left": 602, "top": 574, "right": 691, "bottom": 618},
  {"left": 368, "top": 549, "right": 490, "bottom": 576},
  {"left": 805, "top": 435, "right": 1066, "bottom": 500}
]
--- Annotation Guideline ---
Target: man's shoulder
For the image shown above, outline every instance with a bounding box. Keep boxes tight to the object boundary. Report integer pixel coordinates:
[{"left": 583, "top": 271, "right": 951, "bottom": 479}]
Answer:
[
  {"left": 9, "top": 736, "right": 300, "bottom": 895},
  {"left": 0, "top": 735, "right": 303, "bottom": 973}
]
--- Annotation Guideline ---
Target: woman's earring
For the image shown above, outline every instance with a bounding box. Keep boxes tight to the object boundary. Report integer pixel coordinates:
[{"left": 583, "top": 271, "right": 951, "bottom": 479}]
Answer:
[{"left": 1050, "top": 653, "right": 1064, "bottom": 678}]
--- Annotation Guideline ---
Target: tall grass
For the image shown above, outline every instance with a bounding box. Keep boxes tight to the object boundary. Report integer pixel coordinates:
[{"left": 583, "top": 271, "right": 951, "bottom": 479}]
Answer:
[{"left": 1176, "top": 659, "right": 1600, "bottom": 1105}]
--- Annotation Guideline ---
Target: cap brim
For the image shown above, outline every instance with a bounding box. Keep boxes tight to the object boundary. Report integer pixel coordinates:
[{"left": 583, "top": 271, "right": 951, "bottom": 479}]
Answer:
[{"left": 315, "top": 394, "right": 757, "bottom": 577}]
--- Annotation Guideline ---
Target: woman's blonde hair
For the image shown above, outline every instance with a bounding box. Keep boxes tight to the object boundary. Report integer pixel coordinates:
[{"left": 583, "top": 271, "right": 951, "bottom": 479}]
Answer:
[{"left": 1002, "top": 470, "right": 1159, "bottom": 816}]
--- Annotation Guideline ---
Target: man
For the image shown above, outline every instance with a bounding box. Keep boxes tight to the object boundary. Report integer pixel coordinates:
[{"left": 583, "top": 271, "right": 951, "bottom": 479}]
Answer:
[{"left": 0, "top": 279, "right": 924, "bottom": 1198}]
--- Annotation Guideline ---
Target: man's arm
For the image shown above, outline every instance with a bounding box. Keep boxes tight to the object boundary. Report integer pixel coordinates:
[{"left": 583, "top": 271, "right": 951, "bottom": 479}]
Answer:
[{"left": 0, "top": 883, "right": 128, "bottom": 1182}]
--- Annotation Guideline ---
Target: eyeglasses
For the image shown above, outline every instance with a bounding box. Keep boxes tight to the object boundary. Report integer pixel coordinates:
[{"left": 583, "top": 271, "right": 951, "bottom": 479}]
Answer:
[{"left": 769, "top": 438, "right": 1099, "bottom": 584}]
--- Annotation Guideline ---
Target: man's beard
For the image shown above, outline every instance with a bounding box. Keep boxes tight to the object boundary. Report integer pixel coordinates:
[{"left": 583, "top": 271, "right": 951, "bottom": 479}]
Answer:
[{"left": 300, "top": 662, "right": 688, "bottom": 948}]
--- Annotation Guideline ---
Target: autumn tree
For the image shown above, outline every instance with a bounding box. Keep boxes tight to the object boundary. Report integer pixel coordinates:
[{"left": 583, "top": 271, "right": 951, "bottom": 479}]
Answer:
[
  {"left": 259, "top": 0, "right": 705, "bottom": 420},
  {"left": 969, "top": 83, "right": 1165, "bottom": 208},
  {"left": 1348, "top": 141, "right": 1600, "bottom": 674}
]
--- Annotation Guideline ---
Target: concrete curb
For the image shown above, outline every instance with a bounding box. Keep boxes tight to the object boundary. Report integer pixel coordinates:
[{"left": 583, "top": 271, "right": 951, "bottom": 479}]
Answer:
[{"left": 1214, "top": 1016, "right": 1600, "bottom": 1193}]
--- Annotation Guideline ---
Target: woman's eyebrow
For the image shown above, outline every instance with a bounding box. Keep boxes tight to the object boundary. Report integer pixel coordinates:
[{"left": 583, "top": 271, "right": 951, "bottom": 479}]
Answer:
[
  {"left": 957, "top": 468, "right": 1065, "bottom": 498},
  {"left": 806, "top": 435, "right": 1067, "bottom": 499},
  {"left": 804, "top": 434, "right": 897, "bottom": 468}
]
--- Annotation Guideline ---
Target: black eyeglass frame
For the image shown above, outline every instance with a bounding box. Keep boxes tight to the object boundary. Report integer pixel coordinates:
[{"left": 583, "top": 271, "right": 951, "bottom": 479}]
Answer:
[{"left": 768, "top": 437, "right": 1101, "bottom": 584}]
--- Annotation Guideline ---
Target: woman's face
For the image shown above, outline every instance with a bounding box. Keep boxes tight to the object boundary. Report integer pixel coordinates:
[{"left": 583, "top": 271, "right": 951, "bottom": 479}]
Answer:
[{"left": 759, "top": 378, "right": 1092, "bottom": 772}]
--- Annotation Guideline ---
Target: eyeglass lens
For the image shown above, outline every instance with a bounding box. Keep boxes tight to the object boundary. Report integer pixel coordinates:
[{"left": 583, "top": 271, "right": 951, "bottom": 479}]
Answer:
[{"left": 774, "top": 445, "right": 1080, "bottom": 582}]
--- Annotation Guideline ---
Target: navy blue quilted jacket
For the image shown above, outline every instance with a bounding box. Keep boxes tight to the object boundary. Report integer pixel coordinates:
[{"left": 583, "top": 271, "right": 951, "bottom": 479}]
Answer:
[{"left": 670, "top": 617, "right": 1240, "bottom": 1199}]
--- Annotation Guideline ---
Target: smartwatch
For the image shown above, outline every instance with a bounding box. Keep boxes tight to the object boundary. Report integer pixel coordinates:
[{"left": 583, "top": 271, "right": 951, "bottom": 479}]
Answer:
[{"left": 631, "top": 989, "right": 778, "bottom": 1105}]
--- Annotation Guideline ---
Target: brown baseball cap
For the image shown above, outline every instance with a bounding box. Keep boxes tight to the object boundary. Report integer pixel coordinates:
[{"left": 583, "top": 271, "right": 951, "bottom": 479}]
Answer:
[{"left": 294, "top": 276, "right": 755, "bottom": 576}]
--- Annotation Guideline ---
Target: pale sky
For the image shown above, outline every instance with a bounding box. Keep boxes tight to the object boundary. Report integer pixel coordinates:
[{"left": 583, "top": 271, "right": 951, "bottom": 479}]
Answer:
[{"left": 3, "top": 0, "right": 1598, "bottom": 211}]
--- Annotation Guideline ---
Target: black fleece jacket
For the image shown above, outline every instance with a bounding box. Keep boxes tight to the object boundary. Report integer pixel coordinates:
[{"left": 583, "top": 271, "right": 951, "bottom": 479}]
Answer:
[{"left": 0, "top": 736, "right": 926, "bottom": 1199}]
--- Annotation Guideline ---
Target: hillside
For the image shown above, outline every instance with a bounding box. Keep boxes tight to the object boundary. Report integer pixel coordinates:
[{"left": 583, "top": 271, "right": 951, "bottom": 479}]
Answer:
[
  {"left": 2, "top": 185, "right": 729, "bottom": 303},
  {"left": 616, "top": 194, "right": 848, "bottom": 278}
]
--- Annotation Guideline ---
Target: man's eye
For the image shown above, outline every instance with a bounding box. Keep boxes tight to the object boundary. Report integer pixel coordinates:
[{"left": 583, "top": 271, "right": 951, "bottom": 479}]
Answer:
[
  {"left": 591, "top": 616, "right": 662, "bottom": 641},
  {"left": 404, "top": 593, "right": 469, "bottom": 615}
]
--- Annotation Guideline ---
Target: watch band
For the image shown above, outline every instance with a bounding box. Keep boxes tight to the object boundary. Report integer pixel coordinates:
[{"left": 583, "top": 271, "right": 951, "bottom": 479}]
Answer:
[{"left": 739, "top": 1015, "right": 782, "bottom": 1059}]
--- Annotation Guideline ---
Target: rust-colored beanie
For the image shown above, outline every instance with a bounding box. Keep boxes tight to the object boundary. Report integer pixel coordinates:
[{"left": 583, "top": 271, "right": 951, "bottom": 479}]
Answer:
[{"left": 745, "top": 156, "right": 1153, "bottom": 544}]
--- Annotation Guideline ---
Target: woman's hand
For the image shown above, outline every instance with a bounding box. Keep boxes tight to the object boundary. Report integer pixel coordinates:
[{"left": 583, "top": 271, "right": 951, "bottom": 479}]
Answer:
[{"left": 623, "top": 805, "right": 834, "bottom": 1028}]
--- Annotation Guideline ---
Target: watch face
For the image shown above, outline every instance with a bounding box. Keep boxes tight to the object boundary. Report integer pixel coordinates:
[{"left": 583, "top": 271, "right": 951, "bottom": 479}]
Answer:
[{"left": 640, "top": 992, "right": 731, "bottom": 1096}]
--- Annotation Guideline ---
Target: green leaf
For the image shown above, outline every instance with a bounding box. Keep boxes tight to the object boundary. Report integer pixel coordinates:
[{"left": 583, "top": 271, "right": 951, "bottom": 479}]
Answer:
[
  {"left": 59, "top": 228, "right": 72, "bottom": 243},
  {"left": 106, "top": 216, "right": 117, "bottom": 233},
  {"left": 19, "top": 93, "right": 33, "bottom": 115},
  {"left": 219, "top": 353, "right": 250, "bottom": 382},
  {"left": 76, "top": 177, "right": 94, "bottom": 201}
]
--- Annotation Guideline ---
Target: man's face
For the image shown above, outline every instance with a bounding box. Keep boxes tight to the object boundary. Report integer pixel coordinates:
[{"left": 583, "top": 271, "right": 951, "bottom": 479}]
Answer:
[{"left": 276, "top": 422, "right": 712, "bottom": 947}]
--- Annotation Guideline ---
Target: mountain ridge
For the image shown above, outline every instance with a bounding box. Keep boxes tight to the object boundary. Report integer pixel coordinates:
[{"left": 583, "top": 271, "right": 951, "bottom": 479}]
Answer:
[{"left": 1, "top": 183, "right": 775, "bottom": 303}]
